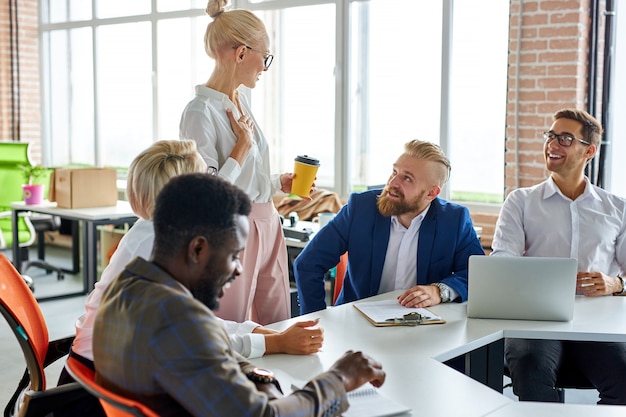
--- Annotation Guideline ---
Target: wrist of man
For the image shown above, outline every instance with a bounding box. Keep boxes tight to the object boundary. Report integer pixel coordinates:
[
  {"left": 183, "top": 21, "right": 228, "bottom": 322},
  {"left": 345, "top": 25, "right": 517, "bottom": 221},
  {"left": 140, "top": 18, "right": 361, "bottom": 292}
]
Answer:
[
  {"left": 613, "top": 275, "right": 626, "bottom": 296},
  {"left": 430, "top": 282, "right": 451, "bottom": 303}
]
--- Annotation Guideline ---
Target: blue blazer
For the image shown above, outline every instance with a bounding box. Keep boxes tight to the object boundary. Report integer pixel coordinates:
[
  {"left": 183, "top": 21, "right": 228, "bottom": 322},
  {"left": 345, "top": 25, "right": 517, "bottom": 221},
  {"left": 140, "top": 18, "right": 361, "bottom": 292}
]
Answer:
[{"left": 294, "top": 190, "right": 484, "bottom": 314}]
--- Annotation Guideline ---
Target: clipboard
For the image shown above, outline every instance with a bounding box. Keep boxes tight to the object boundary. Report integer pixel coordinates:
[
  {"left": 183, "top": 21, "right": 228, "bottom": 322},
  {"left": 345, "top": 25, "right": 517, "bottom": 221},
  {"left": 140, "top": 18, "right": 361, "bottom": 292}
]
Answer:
[{"left": 353, "top": 299, "right": 445, "bottom": 327}]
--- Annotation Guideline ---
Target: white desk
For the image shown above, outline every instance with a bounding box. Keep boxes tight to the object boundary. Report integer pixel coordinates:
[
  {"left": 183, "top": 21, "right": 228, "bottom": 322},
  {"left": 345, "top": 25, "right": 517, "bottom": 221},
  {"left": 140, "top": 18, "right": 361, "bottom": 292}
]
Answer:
[
  {"left": 250, "top": 291, "right": 626, "bottom": 417},
  {"left": 11, "top": 200, "right": 137, "bottom": 301},
  {"left": 484, "top": 402, "right": 626, "bottom": 416}
]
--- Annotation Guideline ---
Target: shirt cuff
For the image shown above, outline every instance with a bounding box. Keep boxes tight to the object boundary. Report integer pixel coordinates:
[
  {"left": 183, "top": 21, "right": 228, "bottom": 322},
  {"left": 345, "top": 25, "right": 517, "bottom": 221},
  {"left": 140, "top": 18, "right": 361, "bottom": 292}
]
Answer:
[
  {"left": 218, "top": 157, "right": 242, "bottom": 184},
  {"left": 448, "top": 286, "right": 459, "bottom": 302},
  {"left": 235, "top": 320, "right": 261, "bottom": 335},
  {"left": 247, "top": 333, "right": 266, "bottom": 359},
  {"left": 271, "top": 173, "right": 282, "bottom": 194}
]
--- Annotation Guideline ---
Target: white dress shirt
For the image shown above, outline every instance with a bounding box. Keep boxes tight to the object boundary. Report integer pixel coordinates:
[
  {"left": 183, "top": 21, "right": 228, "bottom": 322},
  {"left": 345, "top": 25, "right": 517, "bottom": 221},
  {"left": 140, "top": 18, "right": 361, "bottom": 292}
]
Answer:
[
  {"left": 379, "top": 211, "right": 426, "bottom": 294},
  {"left": 73, "top": 219, "right": 266, "bottom": 361},
  {"left": 378, "top": 204, "right": 460, "bottom": 301},
  {"left": 179, "top": 85, "right": 281, "bottom": 203},
  {"left": 491, "top": 176, "right": 626, "bottom": 276}
]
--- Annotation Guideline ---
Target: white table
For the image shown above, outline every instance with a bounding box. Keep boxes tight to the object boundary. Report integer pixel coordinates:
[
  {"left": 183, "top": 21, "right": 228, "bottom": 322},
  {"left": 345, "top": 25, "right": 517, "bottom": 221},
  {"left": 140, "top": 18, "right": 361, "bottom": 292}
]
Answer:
[
  {"left": 484, "top": 402, "right": 626, "bottom": 416},
  {"left": 250, "top": 291, "right": 626, "bottom": 417},
  {"left": 11, "top": 200, "right": 137, "bottom": 301}
]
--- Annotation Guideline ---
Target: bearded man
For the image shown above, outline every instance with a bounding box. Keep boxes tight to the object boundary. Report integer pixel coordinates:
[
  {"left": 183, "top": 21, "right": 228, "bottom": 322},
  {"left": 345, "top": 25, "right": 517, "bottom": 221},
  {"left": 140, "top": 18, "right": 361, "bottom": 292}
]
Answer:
[{"left": 294, "top": 140, "right": 484, "bottom": 315}]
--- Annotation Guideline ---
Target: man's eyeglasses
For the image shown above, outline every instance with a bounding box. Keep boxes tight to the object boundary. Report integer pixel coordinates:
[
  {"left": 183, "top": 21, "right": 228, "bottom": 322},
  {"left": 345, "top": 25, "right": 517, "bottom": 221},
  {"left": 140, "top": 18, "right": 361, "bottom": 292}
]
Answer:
[
  {"left": 543, "top": 131, "right": 591, "bottom": 147},
  {"left": 233, "top": 45, "right": 273, "bottom": 69}
]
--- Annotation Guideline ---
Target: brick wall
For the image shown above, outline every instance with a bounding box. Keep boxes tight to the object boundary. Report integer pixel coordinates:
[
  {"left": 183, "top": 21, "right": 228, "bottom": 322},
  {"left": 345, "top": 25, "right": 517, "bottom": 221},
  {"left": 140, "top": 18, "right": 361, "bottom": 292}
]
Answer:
[
  {"left": 0, "top": 0, "right": 41, "bottom": 162},
  {"left": 470, "top": 0, "right": 606, "bottom": 244},
  {"left": 504, "top": 0, "right": 600, "bottom": 193}
]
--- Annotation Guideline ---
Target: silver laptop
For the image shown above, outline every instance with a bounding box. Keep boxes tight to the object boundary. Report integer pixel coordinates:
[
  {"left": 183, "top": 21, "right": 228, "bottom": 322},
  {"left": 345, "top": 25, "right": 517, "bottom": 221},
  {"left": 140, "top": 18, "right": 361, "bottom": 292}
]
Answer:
[{"left": 467, "top": 255, "right": 577, "bottom": 321}]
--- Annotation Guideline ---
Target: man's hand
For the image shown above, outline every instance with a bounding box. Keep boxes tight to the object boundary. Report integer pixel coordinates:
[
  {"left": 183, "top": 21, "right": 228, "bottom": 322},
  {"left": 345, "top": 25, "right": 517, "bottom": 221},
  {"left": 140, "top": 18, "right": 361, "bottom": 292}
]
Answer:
[
  {"left": 263, "top": 319, "right": 324, "bottom": 355},
  {"left": 329, "top": 350, "right": 385, "bottom": 392},
  {"left": 253, "top": 381, "right": 284, "bottom": 399},
  {"left": 397, "top": 285, "right": 441, "bottom": 308},
  {"left": 577, "top": 271, "right": 621, "bottom": 296}
]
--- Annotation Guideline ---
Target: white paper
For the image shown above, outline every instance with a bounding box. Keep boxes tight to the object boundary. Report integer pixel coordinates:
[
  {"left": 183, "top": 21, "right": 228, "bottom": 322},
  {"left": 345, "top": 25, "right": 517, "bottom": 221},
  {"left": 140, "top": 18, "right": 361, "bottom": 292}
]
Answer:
[
  {"left": 343, "top": 385, "right": 411, "bottom": 417},
  {"left": 353, "top": 299, "right": 442, "bottom": 324}
]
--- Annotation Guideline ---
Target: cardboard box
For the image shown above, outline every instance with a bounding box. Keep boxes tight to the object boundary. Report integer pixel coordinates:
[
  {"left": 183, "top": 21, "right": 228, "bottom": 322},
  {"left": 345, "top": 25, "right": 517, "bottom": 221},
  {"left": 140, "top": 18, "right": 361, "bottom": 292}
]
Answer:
[
  {"left": 50, "top": 168, "right": 118, "bottom": 208},
  {"left": 98, "top": 224, "right": 129, "bottom": 268}
]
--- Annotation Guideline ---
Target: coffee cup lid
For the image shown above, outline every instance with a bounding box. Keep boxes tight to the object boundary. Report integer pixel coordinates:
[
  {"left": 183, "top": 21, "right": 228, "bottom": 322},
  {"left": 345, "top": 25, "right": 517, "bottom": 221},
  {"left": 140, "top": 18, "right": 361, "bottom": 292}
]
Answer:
[{"left": 295, "top": 155, "right": 320, "bottom": 166}]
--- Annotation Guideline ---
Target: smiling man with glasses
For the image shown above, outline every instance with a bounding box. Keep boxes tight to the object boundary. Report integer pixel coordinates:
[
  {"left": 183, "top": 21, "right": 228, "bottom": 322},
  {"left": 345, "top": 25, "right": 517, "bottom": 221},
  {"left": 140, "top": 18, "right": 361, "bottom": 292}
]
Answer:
[{"left": 491, "top": 108, "right": 626, "bottom": 404}]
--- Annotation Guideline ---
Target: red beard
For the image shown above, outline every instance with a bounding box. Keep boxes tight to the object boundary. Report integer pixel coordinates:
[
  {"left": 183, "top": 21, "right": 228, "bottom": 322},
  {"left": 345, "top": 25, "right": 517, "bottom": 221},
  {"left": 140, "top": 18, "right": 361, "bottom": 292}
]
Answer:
[{"left": 376, "top": 187, "right": 425, "bottom": 217}]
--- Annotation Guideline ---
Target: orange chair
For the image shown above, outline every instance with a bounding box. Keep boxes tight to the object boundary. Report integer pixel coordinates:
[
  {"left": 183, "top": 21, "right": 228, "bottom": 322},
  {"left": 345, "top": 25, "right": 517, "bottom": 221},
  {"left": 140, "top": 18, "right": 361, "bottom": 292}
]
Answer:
[
  {"left": 0, "top": 253, "right": 90, "bottom": 417},
  {"left": 332, "top": 252, "right": 349, "bottom": 305},
  {"left": 65, "top": 356, "right": 159, "bottom": 417}
]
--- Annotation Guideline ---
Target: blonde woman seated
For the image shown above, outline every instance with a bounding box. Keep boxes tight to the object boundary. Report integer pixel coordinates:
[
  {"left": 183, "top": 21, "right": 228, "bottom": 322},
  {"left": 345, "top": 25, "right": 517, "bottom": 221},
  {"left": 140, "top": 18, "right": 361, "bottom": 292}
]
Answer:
[{"left": 60, "top": 140, "right": 323, "bottom": 382}]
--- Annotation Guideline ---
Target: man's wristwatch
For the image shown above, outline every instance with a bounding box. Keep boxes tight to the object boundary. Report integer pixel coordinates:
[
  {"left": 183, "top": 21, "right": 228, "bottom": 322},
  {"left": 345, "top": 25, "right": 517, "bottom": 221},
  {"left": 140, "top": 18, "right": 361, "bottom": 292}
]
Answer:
[
  {"left": 246, "top": 368, "right": 283, "bottom": 392},
  {"left": 614, "top": 275, "right": 626, "bottom": 296},
  {"left": 430, "top": 282, "right": 451, "bottom": 303}
]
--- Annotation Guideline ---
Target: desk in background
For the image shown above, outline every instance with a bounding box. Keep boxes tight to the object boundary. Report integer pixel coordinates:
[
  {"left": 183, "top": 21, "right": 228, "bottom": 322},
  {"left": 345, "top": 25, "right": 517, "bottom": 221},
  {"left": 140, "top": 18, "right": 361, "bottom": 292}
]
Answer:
[
  {"left": 251, "top": 291, "right": 626, "bottom": 417},
  {"left": 11, "top": 201, "right": 137, "bottom": 301},
  {"left": 282, "top": 221, "right": 320, "bottom": 317}
]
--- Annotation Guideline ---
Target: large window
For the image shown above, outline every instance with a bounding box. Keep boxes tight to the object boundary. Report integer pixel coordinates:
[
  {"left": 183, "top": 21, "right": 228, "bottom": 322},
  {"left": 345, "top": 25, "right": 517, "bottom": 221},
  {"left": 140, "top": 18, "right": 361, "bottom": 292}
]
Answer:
[
  {"left": 40, "top": 2, "right": 209, "bottom": 168},
  {"left": 608, "top": 2, "right": 626, "bottom": 199},
  {"left": 248, "top": 0, "right": 508, "bottom": 201},
  {"left": 40, "top": 0, "right": 508, "bottom": 202}
]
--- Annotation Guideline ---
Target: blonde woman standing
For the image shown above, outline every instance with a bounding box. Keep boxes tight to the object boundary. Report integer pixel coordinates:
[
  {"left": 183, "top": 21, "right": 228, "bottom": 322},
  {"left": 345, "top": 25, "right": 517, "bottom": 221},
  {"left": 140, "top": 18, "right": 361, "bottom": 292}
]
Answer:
[{"left": 180, "top": 0, "right": 295, "bottom": 325}]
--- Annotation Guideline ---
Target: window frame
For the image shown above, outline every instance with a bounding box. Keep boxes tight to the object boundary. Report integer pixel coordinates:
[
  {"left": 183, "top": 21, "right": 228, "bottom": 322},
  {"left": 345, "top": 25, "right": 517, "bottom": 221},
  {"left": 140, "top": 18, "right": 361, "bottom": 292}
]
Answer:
[{"left": 39, "top": 0, "right": 508, "bottom": 209}]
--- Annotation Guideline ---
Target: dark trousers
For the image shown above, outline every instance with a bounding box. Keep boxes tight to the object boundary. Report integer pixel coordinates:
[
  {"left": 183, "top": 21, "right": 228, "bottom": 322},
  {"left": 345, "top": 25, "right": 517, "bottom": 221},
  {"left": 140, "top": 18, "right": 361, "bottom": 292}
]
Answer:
[
  {"left": 505, "top": 338, "right": 626, "bottom": 404},
  {"left": 56, "top": 350, "right": 106, "bottom": 417}
]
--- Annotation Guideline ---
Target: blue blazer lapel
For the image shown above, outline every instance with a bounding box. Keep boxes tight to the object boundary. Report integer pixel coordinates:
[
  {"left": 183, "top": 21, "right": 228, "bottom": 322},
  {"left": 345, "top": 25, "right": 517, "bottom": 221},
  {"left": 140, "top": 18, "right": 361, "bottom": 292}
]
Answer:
[
  {"left": 371, "top": 213, "right": 391, "bottom": 295},
  {"left": 416, "top": 202, "right": 438, "bottom": 285}
]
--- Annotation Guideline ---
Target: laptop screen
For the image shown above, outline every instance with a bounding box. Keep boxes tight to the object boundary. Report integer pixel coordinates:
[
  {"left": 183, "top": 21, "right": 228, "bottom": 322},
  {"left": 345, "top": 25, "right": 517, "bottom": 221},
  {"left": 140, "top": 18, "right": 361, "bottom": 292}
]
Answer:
[{"left": 467, "top": 255, "right": 577, "bottom": 321}]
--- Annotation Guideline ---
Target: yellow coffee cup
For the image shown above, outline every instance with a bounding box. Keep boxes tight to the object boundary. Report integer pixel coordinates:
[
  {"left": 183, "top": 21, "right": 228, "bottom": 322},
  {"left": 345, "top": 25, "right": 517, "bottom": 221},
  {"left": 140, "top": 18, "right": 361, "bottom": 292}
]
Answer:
[{"left": 292, "top": 155, "right": 320, "bottom": 198}]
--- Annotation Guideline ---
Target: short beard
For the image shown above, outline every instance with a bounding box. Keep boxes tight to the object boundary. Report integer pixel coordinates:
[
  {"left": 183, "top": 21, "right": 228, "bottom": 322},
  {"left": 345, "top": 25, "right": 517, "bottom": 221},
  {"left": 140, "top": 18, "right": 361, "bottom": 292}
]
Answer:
[
  {"left": 191, "top": 283, "right": 220, "bottom": 311},
  {"left": 377, "top": 188, "right": 425, "bottom": 217}
]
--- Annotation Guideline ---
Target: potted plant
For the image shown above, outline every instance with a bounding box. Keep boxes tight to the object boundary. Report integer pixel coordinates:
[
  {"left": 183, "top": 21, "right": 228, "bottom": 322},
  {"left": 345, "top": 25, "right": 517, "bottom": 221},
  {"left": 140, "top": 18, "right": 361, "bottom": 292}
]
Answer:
[{"left": 18, "top": 164, "right": 47, "bottom": 205}]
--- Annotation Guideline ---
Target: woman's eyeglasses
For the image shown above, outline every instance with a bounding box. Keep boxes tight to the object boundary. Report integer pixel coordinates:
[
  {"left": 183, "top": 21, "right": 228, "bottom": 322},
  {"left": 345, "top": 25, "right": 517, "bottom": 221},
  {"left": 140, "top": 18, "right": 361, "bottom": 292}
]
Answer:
[
  {"left": 233, "top": 45, "right": 273, "bottom": 69},
  {"left": 245, "top": 46, "right": 273, "bottom": 69}
]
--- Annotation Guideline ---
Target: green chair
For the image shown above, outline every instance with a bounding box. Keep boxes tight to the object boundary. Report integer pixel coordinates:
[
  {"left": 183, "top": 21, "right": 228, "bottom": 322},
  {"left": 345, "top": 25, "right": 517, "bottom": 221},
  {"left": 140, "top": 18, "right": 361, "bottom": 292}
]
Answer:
[{"left": 0, "top": 142, "right": 63, "bottom": 281}]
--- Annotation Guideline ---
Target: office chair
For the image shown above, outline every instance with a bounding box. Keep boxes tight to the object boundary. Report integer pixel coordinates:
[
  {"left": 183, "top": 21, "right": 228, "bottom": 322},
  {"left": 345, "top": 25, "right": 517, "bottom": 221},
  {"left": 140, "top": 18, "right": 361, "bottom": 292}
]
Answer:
[
  {"left": 0, "top": 142, "right": 64, "bottom": 281},
  {"left": 65, "top": 356, "right": 160, "bottom": 417},
  {"left": 0, "top": 253, "right": 91, "bottom": 417},
  {"left": 504, "top": 361, "right": 595, "bottom": 403},
  {"left": 332, "top": 252, "right": 348, "bottom": 305}
]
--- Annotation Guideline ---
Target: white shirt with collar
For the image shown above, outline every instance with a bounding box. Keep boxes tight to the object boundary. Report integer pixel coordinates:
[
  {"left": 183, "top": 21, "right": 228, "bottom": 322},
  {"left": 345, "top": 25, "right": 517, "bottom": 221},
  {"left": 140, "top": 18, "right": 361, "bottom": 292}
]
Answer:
[
  {"left": 179, "top": 85, "right": 281, "bottom": 203},
  {"left": 379, "top": 209, "right": 427, "bottom": 294},
  {"left": 491, "top": 176, "right": 626, "bottom": 276},
  {"left": 378, "top": 204, "right": 459, "bottom": 301}
]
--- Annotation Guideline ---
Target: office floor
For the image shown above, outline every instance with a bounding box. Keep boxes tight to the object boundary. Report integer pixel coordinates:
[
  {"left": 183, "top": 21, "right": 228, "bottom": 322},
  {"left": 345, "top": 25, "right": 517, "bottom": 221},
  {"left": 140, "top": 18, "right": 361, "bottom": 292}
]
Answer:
[{"left": 0, "top": 245, "right": 600, "bottom": 410}]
